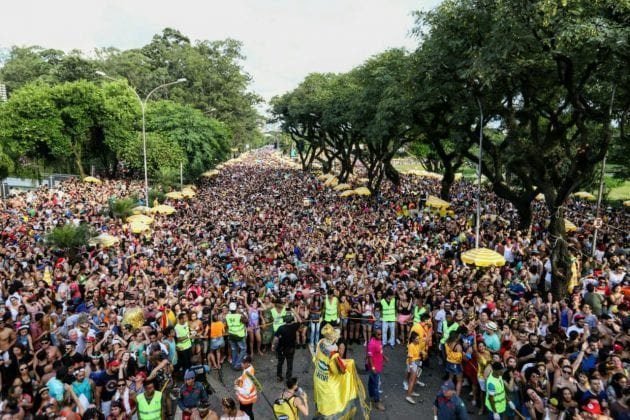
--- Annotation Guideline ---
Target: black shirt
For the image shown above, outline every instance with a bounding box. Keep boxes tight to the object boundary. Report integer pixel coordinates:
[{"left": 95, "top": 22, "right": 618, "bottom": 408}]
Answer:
[{"left": 275, "top": 323, "right": 299, "bottom": 352}]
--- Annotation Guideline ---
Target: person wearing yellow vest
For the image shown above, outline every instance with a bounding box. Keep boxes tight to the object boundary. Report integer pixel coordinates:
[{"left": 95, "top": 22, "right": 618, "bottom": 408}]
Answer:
[
  {"left": 322, "top": 290, "right": 339, "bottom": 327},
  {"left": 234, "top": 355, "right": 258, "bottom": 419},
  {"left": 485, "top": 362, "right": 507, "bottom": 419},
  {"left": 271, "top": 300, "right": 287, "bottom": 333},
  {"left": 136, "top": 379, "right": 163, "bottom": 420},
  {"left": 380, "top": 290, "right": 396, "bottom": 348},
  {"left": 175, "top": 312, "right": 193, "bottom": 374},
  {"left": 226, "top": 302, "right": 248, "bottom": 369}
]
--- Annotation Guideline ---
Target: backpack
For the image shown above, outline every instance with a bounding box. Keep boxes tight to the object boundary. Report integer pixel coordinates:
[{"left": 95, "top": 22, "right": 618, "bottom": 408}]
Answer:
[{"left": 273, "top": 395, "right": 297, "bottom": 420}]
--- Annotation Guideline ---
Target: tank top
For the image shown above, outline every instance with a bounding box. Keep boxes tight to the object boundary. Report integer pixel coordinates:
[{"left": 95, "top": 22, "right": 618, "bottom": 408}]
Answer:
[{"left": 248, "top": 309, "right": 260, "bottom": 327}]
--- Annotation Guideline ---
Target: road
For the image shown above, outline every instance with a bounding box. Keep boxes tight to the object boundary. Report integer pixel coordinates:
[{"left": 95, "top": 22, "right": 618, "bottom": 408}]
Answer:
[{"left": 199, "top": 341, "right": 483, "bottom": 419}]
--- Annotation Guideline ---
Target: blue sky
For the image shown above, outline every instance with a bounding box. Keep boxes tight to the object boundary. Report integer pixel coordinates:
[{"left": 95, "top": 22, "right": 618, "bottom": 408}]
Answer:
[{"left": 1, "top": 0, "right": 441, "bottom": 102}]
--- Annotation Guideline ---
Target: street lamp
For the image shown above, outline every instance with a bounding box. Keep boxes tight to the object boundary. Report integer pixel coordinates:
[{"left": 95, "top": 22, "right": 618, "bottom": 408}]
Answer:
[
  {"left": 95, "top": 71, "right": 187, "bottom": 206},
  {"left": 475, "top": 97, "right": 483, "bottom": 249}
]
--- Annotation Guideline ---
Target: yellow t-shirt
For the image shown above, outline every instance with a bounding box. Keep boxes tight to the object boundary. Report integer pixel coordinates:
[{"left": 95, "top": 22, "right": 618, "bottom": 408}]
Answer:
[
  {"left": 407, "top": 342, "right": 422, "bottom": 364},
  {"left": 210, "top": 321, "right": 226, "bottom": 338},
  {"left": 339, "top": 302, "right": 351, "bottom": 318},
  {"left": 446, "top": 343, "right": 463, "bottom": 364}
]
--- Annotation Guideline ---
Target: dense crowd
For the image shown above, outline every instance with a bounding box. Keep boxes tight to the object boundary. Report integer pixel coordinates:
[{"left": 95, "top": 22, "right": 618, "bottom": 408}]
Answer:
[{"left": 0, "top": 148, "right": 627, "bottom": 420}]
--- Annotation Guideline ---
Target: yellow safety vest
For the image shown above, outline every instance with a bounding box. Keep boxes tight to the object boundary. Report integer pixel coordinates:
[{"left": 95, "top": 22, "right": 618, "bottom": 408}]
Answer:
[
  {"left": 323, "top": 297, "right": 338, "bottom": 322},
  {"left": 381, "top": 298, "right": 396, "bottom": 322},
  {"left": 413, "top": 306, "right": 426, "bottom": 323},
  {"left": 226, "top": 313, "right": 246, "bottom": 338},
  {"left": 271, "top": 307, "right": 287, "bottom": 332},
  {"left": 137, "top": 390, "right": 162, "bottom": 420},
  {"left": 485, "top": 374, "right": 506, "bottom": 414},
  {"left": 174, "top": 323, "right": 192, "bottom": 351}
]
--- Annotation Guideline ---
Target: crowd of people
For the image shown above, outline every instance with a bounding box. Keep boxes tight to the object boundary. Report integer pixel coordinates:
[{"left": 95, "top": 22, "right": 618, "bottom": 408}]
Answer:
[{"left": 0, "top": 147, "right": 627, "bottom": 419}]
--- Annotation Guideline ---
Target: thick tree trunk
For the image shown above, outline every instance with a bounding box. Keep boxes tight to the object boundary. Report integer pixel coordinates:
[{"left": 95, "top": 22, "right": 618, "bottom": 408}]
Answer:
[
  {"left": 514, "top": 199, "right": 533, "bottom": 231},
  {"left": 440, "top": 165, "right": 455, "bottom": 200},
  {"left": 548, "top": 205, "right": 572, "bottom": 300},
  {"left": 73, "top": 146, "right": 86, "bottom": 179}
]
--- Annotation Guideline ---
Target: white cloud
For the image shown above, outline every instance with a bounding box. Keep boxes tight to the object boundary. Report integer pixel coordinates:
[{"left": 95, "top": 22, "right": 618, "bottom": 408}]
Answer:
[{"left": 1, "top": 0, "right": 441, "bottom": 101}]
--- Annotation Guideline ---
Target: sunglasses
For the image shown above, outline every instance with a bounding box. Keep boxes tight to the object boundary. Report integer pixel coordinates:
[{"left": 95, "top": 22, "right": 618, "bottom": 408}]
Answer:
[{"left": 19, "top": 367, "right": 29, "bottom": 371}]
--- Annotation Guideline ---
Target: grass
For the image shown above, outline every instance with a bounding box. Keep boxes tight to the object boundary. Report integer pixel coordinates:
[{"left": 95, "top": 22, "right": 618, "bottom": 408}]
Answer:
[{"left": 608, "top": 180, "right": 630, "bottom": 201}]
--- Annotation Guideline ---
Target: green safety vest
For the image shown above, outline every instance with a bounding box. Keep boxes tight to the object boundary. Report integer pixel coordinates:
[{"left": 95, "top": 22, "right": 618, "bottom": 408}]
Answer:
[
  {"left": 137, "top": 390, "right": 162, "bottom": 420},
  {"left": 380, "top": 298, "right": 396, "bottom": 322},
  {"left": 226, "top": 313, "right": 246, "bottom": 338},
  {"left": 271, "top": 307, "right": 287, "bottom": 332},
  {"left": 440, "top": 320, "right": 460, "bottom": 344},
  {"left": 485, "top": 375, "right": 506, "bottom": 414},
  {"left": 323, "top": 297, "right": 338, "bottom": 322},
  {"left": 413, "top": 306, "right": 427, "bottom": 323},
  {"left": 174, "top": 323, "right": 192, "bottom": 351}
]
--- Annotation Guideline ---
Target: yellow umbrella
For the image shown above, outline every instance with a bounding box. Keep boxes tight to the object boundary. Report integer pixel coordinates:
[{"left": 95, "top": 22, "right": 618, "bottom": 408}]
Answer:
[
  {"left": 181, "top": 188, "right": 196, "bottom": 198},
  {"left": 572, "top": 191, "right": 595, "bottom": 201},
  {"left": 624, "top": 200, "right": 630, "bottom": 207},
  {"left": 339, "top": 190, "right": 356, "bottom": 198},
  {"left": 216, "top": 164, "right": 224, "bottom": 170},
  {"left": 425, "top": 195, "right": 450, "bottom": 209},
  {"left": 333, "top": 183, "right": 352, "bottom": 191},
  {"left": 353, "top": 187, "right": 372, "bottom": 196},
  {"left": 165, "top": 191, "right": 184, "bottom": 199},
  {"left": 88, "top": 233, "right": 119, "bottom": 247},
  {"left": 127, "top": 221, "right": 150, "bottom": 234},
  {"left": 358, "top": 177, "right": 369, "bottom": 185},
  {"left": 150, "top": 204, "right": 176, "bottom": 215},
  {"left": 126, "top": 214, "right": 154, "bottom": 225},
  {"left": 324, "top": 177, "right": 339, "bottom": 187},
  {"left": 83, "top": 176, "right": 102, "bottom": 184},
  {"left": 317, "top": 174, "right": 331, "bottom": 181},
  {"left": 535, "top": 193, "right": 545, "bottom": 201},
  {"left": 565, "top": 219, "right": 577, "bottom": 232},
  {"left": 183, "top": 184, "right": 197, "bottom": 191},
  {"left": 202, "top": 170, "right": 219, "bottom": 177},
  {"left": 131, "top": 206, "right": 151, "bottom": 215},
  {"left": 461, "top": 248, "right": 506, "bottom": 267}
]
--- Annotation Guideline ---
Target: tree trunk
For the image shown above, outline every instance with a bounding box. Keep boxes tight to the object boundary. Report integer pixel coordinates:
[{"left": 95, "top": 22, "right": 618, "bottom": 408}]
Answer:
[
  {"left": 514, "top": 199, "right": 533, "bottom": 231},
  {"left": 73, "top": 145, "right": 86, "bottom": 179},
  {"left": 440, "top": 165, "right": 455, "bottom": 200},
  {"left": 548, "top": 204, "right": 572, "bottom": 300}
]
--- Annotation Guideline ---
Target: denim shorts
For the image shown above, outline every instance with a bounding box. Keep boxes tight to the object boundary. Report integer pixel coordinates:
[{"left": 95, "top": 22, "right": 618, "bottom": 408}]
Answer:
[
  {"left": 210, "top": 337, "right": 225, "bottom": 350},
  {"left": 446, "top": 362, "right": 463, "bottom": 375}
]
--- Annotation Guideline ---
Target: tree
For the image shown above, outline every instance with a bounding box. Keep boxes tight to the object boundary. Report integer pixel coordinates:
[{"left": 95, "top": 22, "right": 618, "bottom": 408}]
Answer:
[
  {"left": 46, "top": 223, "right": 94, "bottom": 262},
  {"left": 145, "top": 100, "right": 231, "bottom": 179},
  {"left": 120, "top": 131, "right": 185, "bottom": 177}
]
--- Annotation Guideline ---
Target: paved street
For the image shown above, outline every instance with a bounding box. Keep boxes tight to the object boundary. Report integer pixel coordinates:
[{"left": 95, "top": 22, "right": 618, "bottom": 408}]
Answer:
[{"left": 202, "top": 342, "right": 483, "bottom": 419}]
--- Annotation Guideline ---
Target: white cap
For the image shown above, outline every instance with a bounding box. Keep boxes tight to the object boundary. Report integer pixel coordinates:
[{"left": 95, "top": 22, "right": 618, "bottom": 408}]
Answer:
[{"left": 229, "top": 302, "right": 237, "bottom": 311}]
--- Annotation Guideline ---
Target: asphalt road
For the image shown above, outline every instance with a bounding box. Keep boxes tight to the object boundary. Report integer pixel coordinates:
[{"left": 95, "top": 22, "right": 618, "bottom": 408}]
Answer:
[{"left": 197, "top": 342, "right": 483, "bottom": 419}]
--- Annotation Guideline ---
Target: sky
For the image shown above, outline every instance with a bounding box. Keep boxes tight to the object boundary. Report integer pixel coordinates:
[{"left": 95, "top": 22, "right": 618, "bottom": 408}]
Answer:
[{"left": 1, "top": 0, "right": 442, "bottom": 102}]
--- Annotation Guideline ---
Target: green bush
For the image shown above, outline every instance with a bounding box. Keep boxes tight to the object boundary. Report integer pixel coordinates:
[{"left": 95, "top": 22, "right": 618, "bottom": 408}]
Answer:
[{"left": 46, "top": 223, "right": 94, "bottom": 261}]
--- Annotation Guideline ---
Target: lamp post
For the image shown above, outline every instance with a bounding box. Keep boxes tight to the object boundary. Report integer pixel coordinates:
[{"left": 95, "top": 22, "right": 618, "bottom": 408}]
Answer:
[
  {"left": 95, "top": 71, "right": 186, "bottom": 206},
  {"left": 475, "top": 97, "right": 484, "bottom": 249}
]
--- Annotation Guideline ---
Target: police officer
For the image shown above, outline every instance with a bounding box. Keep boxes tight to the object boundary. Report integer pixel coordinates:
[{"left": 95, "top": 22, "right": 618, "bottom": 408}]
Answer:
[
  {"left": 177, "top": 369, "right": 209, "bottom": 419},
  {"left": 433, "top": 380, "right": 469, "bottom": 420}
]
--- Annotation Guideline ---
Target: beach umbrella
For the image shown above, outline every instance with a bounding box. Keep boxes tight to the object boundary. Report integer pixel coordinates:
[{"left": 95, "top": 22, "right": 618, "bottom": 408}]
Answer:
[
  {"left": 83, "top": 176, "right": 102, "bottom": 184},
  {"left": 358, "top": 177, "right": 369, "bottom": 185},
  {"left": 339, "top": 190, "right": 356, "bottom": 198},
  {"left": 353, "top": 187, "right": 371, "bottom": 196},
  {"left": 425, "top": 195, "right": 450, "bottom": 209},
  {"left": 333, "top": 183, "right": 352, "bottom": 191},
  {"left": 202, "top": 170, "right": 219, "bottom": 177},
  {"left": 573, "top": 191, "right": 596, "bottom": 201},
  {"left": 127, "top": 221, "right": 150, "bottom": 234},
  {"left": 216, "top": 164, "right": 225, "bottom": 170},
  {"left": 461, "top": 248, "right": 506, "bottom": 267},
  {"left": 165, "top": 191, "right": 184, "bottom": 199},
  {"left": 131, "top": 206, "right": 151, "bottom": 215},
  {"left": 88, "top": 233, "right": 119, "bottom": 248},
  {"left": 324, "top": 177, "right": 339, "bottom": 187},
  {"left": 181, "top": 188, "right": 196, "bottom": 198},
  {"left": 150, "top": 204, "right": 176, "bottom": 215},
  {"left": 565, "top": 219, "right": 577, "bottom": 232},
  {"left": 624, "top": 200, "right": 630, "bottom": 207},
  {"left": 535, "top": 193, "right": 545, "bottom": 201},
  {"left": 126, "top": 214, "right": 154, "bottom": 225},
  {"left": 183, "top": 184, "right": 197, "bottom": 191}
]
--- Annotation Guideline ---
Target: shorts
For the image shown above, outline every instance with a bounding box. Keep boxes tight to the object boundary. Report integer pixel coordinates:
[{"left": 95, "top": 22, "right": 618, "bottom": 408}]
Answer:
[
  {"left": 446, "top": 362, "right": 463, "bottom": 376},
  {"left": 397, "top": 314, "right": 411, "bottom": 324},
  {"left": 210, "top": 337, "right": 225, "bottom": 350},
  {"left": 361, "top": 315, "right": 374, "bottom": 326},
  {"left": 478, "top": 378, "right": 486, "bottom": 392},
  {"left": 407, "top": 360, "right": 422, "bottom": 376}
]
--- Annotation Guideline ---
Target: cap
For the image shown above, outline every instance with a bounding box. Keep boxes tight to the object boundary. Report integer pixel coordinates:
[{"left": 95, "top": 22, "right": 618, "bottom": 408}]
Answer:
[
  {"left": 184, "top": 369, "right": 196, "bottom": 380},
  {"left": 574, "top": 314, "right": 586, "bottom": 320},
  {"left": 486, "top": 321, "right": 498, "bottom": 331},
  {"left": 582, "top": 399, "right": 602, "bottom": 414},
  {"left": 108, "top": 360, "right": 121, "bottom": 368},
  {"left": 440, "top": 380, "right": 456, "bottom": 392},
  {"left": 228, "top": 302, "right": 237, "bottom": 311}
]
